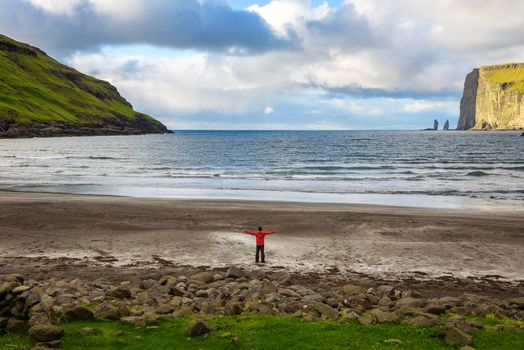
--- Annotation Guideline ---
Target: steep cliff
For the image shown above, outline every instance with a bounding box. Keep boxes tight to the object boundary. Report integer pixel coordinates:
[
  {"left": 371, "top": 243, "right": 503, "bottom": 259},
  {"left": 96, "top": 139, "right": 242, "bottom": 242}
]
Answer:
[
  {"left": 0, "top": 34, "right": 171, "bottom": 138},
  {"left": 457, "top": 63, "right": 524, "bottom": 130}
]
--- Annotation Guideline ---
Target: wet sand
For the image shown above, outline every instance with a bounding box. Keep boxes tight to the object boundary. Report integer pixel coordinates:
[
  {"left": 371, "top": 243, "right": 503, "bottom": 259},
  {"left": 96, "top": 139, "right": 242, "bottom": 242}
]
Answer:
[{"left": 0, "top": 192, "right": 523, "bottom": 283}]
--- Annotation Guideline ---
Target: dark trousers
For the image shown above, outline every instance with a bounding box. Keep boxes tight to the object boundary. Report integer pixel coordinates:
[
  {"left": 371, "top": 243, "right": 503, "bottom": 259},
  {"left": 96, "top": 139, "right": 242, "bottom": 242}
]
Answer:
[{"left": 255, "top": 245, "right": 265, "bottom": 263}]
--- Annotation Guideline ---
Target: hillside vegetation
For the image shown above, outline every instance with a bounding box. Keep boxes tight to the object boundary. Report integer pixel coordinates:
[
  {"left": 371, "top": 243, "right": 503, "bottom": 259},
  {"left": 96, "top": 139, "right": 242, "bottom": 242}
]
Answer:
[
  {"left": 0, "top": 34, "right": 169, "bottom": 137},
  {"left": 481, "top": 63, "right": 524, "bottom": 94}
]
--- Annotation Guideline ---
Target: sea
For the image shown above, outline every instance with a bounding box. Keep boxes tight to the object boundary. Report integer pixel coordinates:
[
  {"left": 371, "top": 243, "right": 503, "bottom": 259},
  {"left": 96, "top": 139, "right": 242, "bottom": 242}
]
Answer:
[{"left": 1, "top": 130, "right": 523, "bottom": 210}]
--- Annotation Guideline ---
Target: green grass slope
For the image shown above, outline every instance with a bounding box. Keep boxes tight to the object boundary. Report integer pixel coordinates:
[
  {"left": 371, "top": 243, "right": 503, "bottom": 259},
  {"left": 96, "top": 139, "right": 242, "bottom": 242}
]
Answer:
[
  {"left": 480, "top": 62, "right": 524, "bottom": 94},
  {"left": 0, "top": 34, "right": 169, "bottom": 137}
]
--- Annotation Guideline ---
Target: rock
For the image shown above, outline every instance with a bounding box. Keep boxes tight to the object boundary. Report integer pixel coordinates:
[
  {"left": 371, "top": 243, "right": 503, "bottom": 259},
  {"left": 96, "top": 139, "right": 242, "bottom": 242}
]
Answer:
[
  {"left": 191, "top": 272, "right": 214, "bottom": 284},
  {"left": 376, "top": 285, "right": 396, "bottom": 297},
  {"left": 231, "top": 337, "right": 242, "bottom": 345},
  {"left": 342, "top": 284, "right": 365, "bottom": 295},
  {"left": 155, "top": 304, "right": 175, "bottom": 315},
  {"left": 259, "top": 282, "right": 278, "bottom": 299},
  {"left": 120, "top": 316, "right": 146, "bottom": 327},
  {"left": 340, "top": 309, "right": 360, "bottom": 321},
  {"left": 28, "top": 325, "right": 64, "bottom": 342},
  {"left": 107, "top": 286, "right": 132, "bottom": 299},
  {"left": 509, "top": 297, "right": 524, "bottom": 308},
  {"left": 249, "top": 270, "right": 266, "bottom": 280},
  {"left": 34, "top": 340, "right": 62, "bottom": 349},
  {"left": 139, "top": 279, "right": 156, "bottom": 290},
  {"left": 447, "top": 318, "right": 484, "bottom": 333},
  {"left": 307, "top": 301, "right": 338, "bottom": 319},
  {"left": 437, "top": 326, "right": 473, "bottom": 347},
  {"left": 358, "top": 315, "right": 374, "bottom": 325},
  {"left": 370, "top": 309, "right": 399, "bottom": 323},
  {"left": 94, "top": 303, "right": 120, "bottom": 320},
  {"left": 12, "top": 285, "right": 32, "bottom": 294},
  {"left": 395, "top": 297, "right": 423, "bottom": 309},
  {"left": 93, "top": 278, "right": 112, "bottom": 289},
  {"left": 6, "top": 319, "right": 27, "bottom": 333},
  {"left": 78, "top": 327, "right": 97, "bottom": 335},
  {"left": 404, "top": 315, "right": 440, "bottom": 327},
  {"left": 186, "top": 319, "right": 211, "bottom": 337},
  {"left": 473, "top": 304, "right": 504, "bottom": 317},
  {"left": 224, "top": 302, "right": 243, "bottom": 315},
  {"left": 225, "top": 266, "right": 244, "bottom": 279},
  {"left": 424, "top": 304, "right": 446, "bottom": 315},
  {"left": 384, "top": 339, "right": 403, "bottom": 345},
  {"left": 65, "top": 305, "right": 94, "bottom": 321},
  {"left": 0, "top": 316, "right": 8, "bottom": 330},
  {"left": 459, "top": 346, "right": 476, "bottom": 350}
]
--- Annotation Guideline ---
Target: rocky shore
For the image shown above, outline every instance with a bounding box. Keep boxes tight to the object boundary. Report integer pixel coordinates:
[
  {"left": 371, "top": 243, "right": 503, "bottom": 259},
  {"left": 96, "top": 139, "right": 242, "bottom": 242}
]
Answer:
[{"left": 1, "top": 266, "right": 523, "bottom": 349}]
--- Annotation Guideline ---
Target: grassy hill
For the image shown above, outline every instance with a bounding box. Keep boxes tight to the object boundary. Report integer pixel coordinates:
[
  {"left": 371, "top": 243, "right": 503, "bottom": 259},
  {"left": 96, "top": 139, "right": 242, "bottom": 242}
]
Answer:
[{"left": 0, "top": 34, "right": 170, "bottom": 137}]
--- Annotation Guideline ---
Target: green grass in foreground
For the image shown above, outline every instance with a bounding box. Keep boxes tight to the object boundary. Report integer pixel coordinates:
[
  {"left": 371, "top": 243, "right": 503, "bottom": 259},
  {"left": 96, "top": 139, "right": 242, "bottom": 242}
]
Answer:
[{"left": 2, "top": 314, "right": 523, "bottom": 350}]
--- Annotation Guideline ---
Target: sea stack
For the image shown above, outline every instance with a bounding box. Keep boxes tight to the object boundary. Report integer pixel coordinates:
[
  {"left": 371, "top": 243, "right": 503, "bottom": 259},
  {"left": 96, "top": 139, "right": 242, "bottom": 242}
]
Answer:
[
  {"left": 443, "top": 120, "right": 449, "bottom": 130},
  {"left": 457, "top": 63, "right": 524, "bottom": 130},
  {"left": 433, "top": 119, "right": 439, "bottom": 130}
]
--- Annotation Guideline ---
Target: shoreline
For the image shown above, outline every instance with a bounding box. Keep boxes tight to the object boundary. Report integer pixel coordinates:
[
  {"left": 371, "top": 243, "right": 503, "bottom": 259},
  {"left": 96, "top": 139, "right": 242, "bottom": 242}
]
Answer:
[
  {"left": 1, "top": 191, "right": 523, "bottom": 284},
  {"left": 3, "top": 187, "right": 523, "bottom": 214}
]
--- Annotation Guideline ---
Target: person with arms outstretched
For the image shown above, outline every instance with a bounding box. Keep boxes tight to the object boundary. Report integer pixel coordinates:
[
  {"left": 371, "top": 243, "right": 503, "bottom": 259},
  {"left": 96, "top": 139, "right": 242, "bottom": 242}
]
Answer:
[{"left": 244, "top": 226, "right": 276, "bottom": 263}]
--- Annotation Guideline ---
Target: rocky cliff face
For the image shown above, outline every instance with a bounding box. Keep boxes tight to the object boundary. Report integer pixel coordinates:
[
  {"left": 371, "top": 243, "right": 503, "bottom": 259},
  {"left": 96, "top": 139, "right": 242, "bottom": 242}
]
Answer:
[
  {"left": 457, "top": 63, "right": 524, "bottom": 130},
  {"left": 457, "top": 69, "right": 479, "bottom": 130}
]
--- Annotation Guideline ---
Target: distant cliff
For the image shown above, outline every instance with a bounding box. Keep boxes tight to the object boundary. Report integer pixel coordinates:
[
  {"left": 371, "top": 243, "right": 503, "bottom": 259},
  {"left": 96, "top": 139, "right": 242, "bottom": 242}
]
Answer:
[
  {"left": 457, "top": 63, "right": 524, "bottom": 130},
  {"left": 0, "top": 34, "right": 171, "bottom": 138}
]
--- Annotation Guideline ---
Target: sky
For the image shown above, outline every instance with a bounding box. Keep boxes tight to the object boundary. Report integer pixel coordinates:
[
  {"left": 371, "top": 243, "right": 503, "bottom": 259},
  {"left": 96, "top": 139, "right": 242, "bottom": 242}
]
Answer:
[{"left": 2, "top": 0, "right": 524, "bottom": 130}]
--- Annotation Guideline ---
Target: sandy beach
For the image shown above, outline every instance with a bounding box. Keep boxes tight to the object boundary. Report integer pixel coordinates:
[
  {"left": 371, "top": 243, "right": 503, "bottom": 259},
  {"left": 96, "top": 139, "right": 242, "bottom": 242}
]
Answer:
[{"left": 0, "top": 191, "right": 522, "bottom": 284}]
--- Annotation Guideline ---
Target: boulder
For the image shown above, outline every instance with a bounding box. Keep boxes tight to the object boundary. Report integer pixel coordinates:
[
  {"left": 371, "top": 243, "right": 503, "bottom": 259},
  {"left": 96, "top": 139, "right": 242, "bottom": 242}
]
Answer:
[
  {"left": 370, "top": 309, "right": 399, "bottom": 323},
  {"left": 0, "top": 316, "right": 8, "bottom": 330},
  {"left": 94, "top": 303, "right": 120, "bottom": 320},
  {"left": 28, "top": 325, "right": 64, "bottom": 342},
  {"left": 78, "top": 327, "right": 97, "bottom": 335},
  {"left": 404, "top": 315, "right": 440, "bottom": 327},
  {"left": 139, "top": 279, "right": 156, "bottom": 290},
  {"left": 307, "top": 301, "right": 338, "bottom": 319},
  {"left": 6, "top": 319, "right": 27, "bottom": 333},
  {"left": 224, "top": 302, "right": 243, "bottom": 315},
  {"left": 395, "top": 297, "right": 424, "bottom": 309},
  {"left": 358, "top": 315, "right": 375, "bottom": 325},
  {"left": 424, "top": 304, "right": 446, "bottom": 315},
  {"left": 437, "top": 326, "right": 473, "bottom": 347},
  {"left": 186, "top": 319, "right": 211, "bottom": 337},
  {"left": 12, "top": 285, "right": 32, "bottom": 294},
  {"left": 259, "top": 282, "right": 278, "bottom": 299},
  {"left": 509, "top": 297, "right": 524, "bottom": 308},
  {"left": 107, "top": 286, "right": 132, "bottom": 299},
  {"left": 191, "top": 272, "right": 214, "bottom": 284},
  {"left": 65, "top": 305, "right": 94, "bottom": 321},
  {"left": 225, "top": 267, "right": 244, "bottom": 279},
  {"left": 33, "top": 340, "right": 62, "bottom": 349},
  {"left": 342, "top": 284, "right": 365, "bottom": 295},
  {"left": 120, "top": 316, "right": 146, "bottom": 327}
]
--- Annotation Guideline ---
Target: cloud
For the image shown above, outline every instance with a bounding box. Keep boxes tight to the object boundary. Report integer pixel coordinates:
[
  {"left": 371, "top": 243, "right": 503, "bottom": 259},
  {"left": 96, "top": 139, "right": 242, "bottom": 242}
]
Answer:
[
  {"left": 0, "top": 0, "right": 292, "bottom": 54},
  {"left": 264, "top": 106, "right": 274, "bottom": 114},
  {"left": 2, "top": 0, "right": 524, "bottom": 129}
]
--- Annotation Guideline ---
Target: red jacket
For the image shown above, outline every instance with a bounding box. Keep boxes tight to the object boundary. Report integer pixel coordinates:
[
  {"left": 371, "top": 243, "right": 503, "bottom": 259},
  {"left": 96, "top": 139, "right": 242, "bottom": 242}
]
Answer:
[{"left": 244, "top": 230, "right": 276, "bottom": 246}]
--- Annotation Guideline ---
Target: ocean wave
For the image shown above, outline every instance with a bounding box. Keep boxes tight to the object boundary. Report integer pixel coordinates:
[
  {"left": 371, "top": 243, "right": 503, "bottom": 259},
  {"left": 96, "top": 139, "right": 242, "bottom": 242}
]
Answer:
[{"left": 466, "top": 171, "right": 490, "bottom": 177}]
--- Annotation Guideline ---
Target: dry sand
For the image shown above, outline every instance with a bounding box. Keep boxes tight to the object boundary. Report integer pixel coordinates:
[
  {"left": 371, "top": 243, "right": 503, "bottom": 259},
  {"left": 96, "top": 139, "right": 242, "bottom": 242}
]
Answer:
[{"left": 0, "top": 191, "right": 523, "bottom": 284}]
